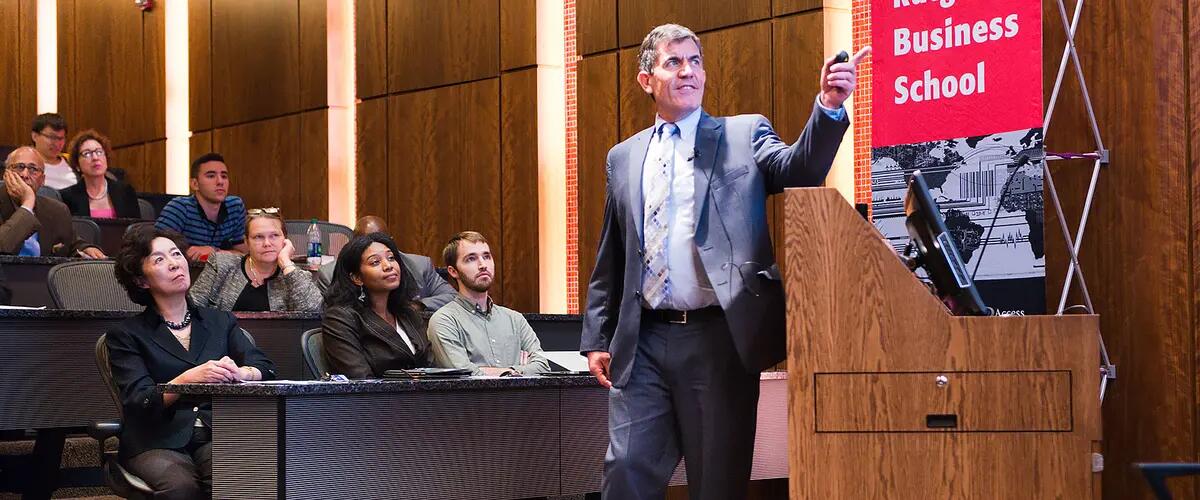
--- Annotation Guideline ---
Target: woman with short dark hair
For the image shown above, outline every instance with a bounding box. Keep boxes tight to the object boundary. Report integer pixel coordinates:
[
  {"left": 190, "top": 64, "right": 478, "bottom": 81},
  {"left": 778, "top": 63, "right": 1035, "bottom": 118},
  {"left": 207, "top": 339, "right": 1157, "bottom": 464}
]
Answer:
[
  {"left": 321, "top": 232, "right": 430, "bottom": 378},
  {"left": 107, "top": 225, "right": 276, "bottom": 498},
  {"left": 59, "top": 129, "right": 140, "bottom": 218}
]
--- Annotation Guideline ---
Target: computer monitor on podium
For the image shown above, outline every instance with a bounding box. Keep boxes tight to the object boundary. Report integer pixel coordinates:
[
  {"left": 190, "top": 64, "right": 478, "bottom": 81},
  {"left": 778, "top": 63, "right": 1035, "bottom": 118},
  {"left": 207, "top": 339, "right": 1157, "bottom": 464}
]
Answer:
[{"left": 904, "top": 170, "right": 992, "bottom": 316}]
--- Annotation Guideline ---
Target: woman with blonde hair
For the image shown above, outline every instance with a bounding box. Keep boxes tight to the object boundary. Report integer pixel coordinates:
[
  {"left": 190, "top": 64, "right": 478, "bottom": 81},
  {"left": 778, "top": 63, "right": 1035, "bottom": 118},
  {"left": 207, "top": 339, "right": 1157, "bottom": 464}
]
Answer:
[{"left": 189, "top": 207, "right": 322, "bottom": 311}]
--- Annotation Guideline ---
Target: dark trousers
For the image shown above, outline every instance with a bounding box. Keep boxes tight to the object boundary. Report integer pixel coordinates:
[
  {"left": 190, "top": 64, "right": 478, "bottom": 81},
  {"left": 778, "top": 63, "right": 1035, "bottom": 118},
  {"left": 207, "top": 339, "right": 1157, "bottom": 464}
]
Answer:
[
  {"left": 602, "top": 313, "right": 761, "bottom": 500},
  {"left": 123, "top": 426, "right": 212, "bottom": 500}
]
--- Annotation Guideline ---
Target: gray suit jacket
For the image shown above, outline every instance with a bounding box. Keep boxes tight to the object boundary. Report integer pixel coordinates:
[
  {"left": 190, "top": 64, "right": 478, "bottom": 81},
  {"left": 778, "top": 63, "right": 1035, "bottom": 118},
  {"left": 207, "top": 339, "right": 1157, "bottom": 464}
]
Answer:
[
  {"left": 318, "top": 252, "right": 457, "bottom": 310},
  {"left": 189, "top": 252, "right": 324, "bottom": 312},
  {"left": 581, "top": 103, "right": 848, "bottom": 387}
]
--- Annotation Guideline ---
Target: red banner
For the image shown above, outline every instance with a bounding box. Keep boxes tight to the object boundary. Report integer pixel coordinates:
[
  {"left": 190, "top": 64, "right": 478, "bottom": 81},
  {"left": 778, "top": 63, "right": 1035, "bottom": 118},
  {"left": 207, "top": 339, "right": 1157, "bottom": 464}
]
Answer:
[{"left": 870, "top": 0, "right": 1042, "bottom": 147}]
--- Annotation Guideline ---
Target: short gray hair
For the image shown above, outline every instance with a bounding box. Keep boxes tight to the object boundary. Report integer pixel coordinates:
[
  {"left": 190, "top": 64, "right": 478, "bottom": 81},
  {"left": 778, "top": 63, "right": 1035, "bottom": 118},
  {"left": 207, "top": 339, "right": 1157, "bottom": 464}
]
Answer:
[{"left": 637, "top": 24, "right": 702, "bottom": 73}]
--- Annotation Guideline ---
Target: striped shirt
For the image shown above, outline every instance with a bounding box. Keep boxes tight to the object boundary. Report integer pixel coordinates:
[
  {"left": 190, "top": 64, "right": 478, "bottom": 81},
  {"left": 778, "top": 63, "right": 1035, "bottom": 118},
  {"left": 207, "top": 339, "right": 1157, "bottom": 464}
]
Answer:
[{"left": 155, "top": 195, "right": 246, "bottom": 249}]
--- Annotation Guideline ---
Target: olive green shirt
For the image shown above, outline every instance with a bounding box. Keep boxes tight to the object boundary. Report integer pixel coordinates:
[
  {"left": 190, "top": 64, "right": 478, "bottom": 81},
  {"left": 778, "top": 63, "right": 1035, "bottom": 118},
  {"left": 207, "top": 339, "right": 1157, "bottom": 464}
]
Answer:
[{"left": 427, "top": 295, "right": 550, "bottom": 375}]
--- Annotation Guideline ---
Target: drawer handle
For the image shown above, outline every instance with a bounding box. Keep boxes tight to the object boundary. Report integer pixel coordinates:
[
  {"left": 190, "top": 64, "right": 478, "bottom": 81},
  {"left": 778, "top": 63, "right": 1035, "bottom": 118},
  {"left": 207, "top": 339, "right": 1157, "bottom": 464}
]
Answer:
[
  {"left": 926, "top": 414, "right": 958, "bottom": 428},
  {"left": 935, "top": 375, "right": 949, "bottom": 388}
]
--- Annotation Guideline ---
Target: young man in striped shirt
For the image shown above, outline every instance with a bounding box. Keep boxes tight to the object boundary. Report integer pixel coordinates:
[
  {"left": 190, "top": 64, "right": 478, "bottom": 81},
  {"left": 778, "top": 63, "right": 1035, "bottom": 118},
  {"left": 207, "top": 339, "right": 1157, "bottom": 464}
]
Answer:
[{"left": 154, "top": 153, "right": 248, "bottom": 261}]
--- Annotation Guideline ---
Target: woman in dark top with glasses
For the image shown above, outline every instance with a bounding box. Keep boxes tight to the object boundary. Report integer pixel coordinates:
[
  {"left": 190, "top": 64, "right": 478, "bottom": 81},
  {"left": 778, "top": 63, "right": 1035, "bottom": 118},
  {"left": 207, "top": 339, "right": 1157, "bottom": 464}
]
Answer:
[
  {"left": 321, "top": 232, "right": 431, "bottom": 378},
  {"left": 59, "top": 130, "right": 140, "bottom": 218},
  {"left": 189, "top": 208, "right": 322, "bottom": 312}
]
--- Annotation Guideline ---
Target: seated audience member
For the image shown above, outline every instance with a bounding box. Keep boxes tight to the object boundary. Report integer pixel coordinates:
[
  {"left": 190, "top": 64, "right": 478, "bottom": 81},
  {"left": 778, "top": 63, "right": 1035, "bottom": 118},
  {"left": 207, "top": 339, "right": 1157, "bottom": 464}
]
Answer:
[
  {"left": 30, "top": 113, "right": 75, "bottom": 191},
  {"left": 321, "top": 232, "right": 431, "bottom": 379},
  {"left": 107, "top": 225, "right": 276, "bottom": 498},
  {"left": 334, "top": 214, "right": 457, "bottom": 310},
  {"left": 189, "top": 207, "right": 322, "bottom": 312},
  {"left": 427, "top": 231, "right": 549, "bottom": 375},
  {"left": 59, "top": 130, "right": 140, "bottom": 219},
  {"left": 352, "top": 215, "right": 387, "bottom": 236},
  {"left": 0, "top": 147, "right": 105, "bottom": 258},
  {"left": 155, "top": 153, "right": 247, "bottom": 262}
]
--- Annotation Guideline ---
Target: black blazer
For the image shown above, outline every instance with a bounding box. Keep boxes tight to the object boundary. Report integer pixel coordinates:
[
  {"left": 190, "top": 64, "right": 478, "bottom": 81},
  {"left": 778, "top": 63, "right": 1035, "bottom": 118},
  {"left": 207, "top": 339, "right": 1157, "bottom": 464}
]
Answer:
[
  {"left": 60, "top": 179, "right": 141, "bottom": 218},
  {"left": 105, "top": 306, "right": 276, "bottom": 459},
  {"left": 321, "top": 304, "right": 431, "bottom": 379}
]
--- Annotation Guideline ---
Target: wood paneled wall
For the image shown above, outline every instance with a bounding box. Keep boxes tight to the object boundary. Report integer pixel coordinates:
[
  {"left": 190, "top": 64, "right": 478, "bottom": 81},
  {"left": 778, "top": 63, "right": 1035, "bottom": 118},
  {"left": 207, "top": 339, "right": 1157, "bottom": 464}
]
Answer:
[
  {"left": 1042, "top": 0, "right": 1195, "bottom": 498},
  {"left": 55, "top": 0, "right": 165, "bottom": 192},
  {"left": 355, "top": 0, "right": 539, "bottom": 312},
  {"left": 0, "top": 0, "right": 36, "bottom": 148},
  {"left": 189, "top": 0, "right": 328, "bottom": 220},
  {"left": 576, "top": 4, "right": 830, "bottom": 308}
]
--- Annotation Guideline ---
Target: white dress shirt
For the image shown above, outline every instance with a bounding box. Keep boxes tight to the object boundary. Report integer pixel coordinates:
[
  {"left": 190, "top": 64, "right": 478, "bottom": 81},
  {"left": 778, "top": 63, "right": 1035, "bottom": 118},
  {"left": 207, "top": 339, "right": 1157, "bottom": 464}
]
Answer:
[
  {"left": 637, "top": 101, "right": 846, "bottom": 311},
  {"left": 42, "top": 157, "right": 77, "bottom": 190},
  {"left": 640, "top": 107, "right": 719, "bottom": 310}
]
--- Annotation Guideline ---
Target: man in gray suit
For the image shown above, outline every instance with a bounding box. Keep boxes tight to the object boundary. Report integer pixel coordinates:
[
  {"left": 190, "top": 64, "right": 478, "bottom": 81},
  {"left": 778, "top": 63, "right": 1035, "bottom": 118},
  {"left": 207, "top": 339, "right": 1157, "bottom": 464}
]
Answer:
[{"left": 581, "top": 24, "right": 869, "bottom": 499}]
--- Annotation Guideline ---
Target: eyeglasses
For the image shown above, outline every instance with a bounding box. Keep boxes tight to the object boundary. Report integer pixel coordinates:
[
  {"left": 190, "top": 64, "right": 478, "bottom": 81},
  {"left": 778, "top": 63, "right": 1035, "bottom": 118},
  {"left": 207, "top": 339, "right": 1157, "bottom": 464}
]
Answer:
[
  {"left": 37, "top": 131, "right": 66, "bottom": 142},
  {"left": 79, "top": 149, "right": 106, "bottom": 159},
  {"left": 6, "top": 163, "right": 42, "bottom": 175},
  {"left": 247, "top": 207, "right": 281, "bottom": 216}
]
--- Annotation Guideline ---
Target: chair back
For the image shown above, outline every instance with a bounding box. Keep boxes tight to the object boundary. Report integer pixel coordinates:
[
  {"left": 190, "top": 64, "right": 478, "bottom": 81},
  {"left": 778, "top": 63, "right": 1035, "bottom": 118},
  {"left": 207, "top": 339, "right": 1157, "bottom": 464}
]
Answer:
[
  {"left": 72, "top": 217, "right": 101, "bottom": 244},
  {"left": 38, "top": 186, "right": 62, "bottom": 202},
  {"left": 94, "top": 334, "right": 124, "bottom": 419},
  {"left": 300, "top": 328, "right": 328, "bottom": 380},
  {"left": 48, "top": 260, "right": 141, "bottom": 310},
  {"left": 285, "top": 220, "right": 354, "bottom": 257},
  {"left": 124, "top": 220, "right": 156, "bottom": 236},
  {"left": 136, "top": 199, "right": 156, "bottom": 219},
  {"left": 240, "top": 327, "right": 257, "bottom": 346}
]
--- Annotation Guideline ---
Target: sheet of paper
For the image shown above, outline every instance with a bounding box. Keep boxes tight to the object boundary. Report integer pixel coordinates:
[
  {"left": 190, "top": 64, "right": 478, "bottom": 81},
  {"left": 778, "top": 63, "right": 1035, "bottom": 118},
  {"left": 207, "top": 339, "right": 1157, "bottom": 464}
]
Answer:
[{"left": 544, "top": 351, "right": 588, "bottom": 372}]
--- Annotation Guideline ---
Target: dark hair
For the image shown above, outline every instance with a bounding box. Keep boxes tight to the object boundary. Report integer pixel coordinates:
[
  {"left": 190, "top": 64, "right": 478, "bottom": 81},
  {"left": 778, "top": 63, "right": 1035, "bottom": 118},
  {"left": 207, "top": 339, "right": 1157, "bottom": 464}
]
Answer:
[
  {"left": 442, "top": 231, "right": 489, "bottom": 269},
  {"left": 324, "top": 233, "right": 420, "bottom": 326},
  {"left": 114, "top": 225, "right": 190, "bottom": 306},
  {"left": 190, "top": 152, "right": 225, "bottom": 178},
  {"left": 31, "top": 113, "right": 66, "bottom": 133},
  {"left": 66, "top": 129, "right": 113, "bottom": 174}
]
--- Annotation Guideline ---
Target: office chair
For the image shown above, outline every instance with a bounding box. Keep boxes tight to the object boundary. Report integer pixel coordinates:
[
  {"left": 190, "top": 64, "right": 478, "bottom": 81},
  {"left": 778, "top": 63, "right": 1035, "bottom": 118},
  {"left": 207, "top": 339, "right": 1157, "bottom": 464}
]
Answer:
[
  {"left": 1135, "top": 462, "right": 1200, "bottom": 500},
  {"left": 300, "top": 328, "right": 329, "bottom": 380}
]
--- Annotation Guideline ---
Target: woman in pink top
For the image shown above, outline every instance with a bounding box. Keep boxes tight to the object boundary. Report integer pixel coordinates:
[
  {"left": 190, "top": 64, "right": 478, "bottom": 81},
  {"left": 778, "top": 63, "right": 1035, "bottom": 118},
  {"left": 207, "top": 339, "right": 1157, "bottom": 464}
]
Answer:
[{"left": 60, "top": 130, "right": 141, "bottom": 219}]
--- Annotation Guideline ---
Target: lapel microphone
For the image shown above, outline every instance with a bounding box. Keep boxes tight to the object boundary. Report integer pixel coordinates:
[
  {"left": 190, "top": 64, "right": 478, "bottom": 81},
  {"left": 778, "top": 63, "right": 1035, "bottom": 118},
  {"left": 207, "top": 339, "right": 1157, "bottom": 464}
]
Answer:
[{"left": 688, "top": 149, "right": 700, "bottom": 162}]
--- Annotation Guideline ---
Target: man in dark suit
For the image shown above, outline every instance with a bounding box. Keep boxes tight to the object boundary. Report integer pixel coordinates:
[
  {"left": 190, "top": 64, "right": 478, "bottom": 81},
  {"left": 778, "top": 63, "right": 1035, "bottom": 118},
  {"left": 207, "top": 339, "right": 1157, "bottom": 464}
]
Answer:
[
  {"left": 581, "top": 24, "right": 869, "bottom": 498},
  {"left": 0, "top": 146, "right": 104, "bottom": 258}
]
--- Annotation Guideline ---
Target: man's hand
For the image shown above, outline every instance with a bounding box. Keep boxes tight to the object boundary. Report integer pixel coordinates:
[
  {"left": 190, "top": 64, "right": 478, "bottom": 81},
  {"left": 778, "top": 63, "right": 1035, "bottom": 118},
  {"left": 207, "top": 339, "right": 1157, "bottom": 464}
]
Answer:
[
  {"left": 819, "top": 46, "right": 872, "bottom": 110},
  {"left": 4, "top": 169, "right": 35, "bottom": 209},
  {"left": 479, "top": 366, "right": 512, "bottom": 376},
  {"left": 80, "top": 247, "right": 106, "bottom": 259},
  {"left": 186, "top": 245, "right": 217, "bottom": 262},
  {"left": 586, "top": 351, "right": 612, "bottom": 389}
]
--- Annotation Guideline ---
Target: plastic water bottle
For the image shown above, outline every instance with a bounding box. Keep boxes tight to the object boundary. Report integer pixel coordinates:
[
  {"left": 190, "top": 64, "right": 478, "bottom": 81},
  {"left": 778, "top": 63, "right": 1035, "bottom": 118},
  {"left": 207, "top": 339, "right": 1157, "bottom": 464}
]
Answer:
[{"left": 306, "top": 218, "right": 322, "bottom": 269}]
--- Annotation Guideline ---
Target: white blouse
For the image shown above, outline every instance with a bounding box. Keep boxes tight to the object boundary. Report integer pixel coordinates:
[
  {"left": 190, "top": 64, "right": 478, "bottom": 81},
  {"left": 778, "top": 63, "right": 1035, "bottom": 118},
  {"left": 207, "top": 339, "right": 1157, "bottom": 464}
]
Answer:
[{"left": 395, "top": 322, "right": 416, "bottom": 354}]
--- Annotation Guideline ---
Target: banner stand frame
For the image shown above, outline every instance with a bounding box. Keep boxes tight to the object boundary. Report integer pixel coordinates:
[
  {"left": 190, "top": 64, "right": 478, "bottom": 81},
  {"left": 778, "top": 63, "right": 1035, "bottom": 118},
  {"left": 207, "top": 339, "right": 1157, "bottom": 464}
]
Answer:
[{"left": 1041, "top": 0, "right": 1116, "bottom": 401}]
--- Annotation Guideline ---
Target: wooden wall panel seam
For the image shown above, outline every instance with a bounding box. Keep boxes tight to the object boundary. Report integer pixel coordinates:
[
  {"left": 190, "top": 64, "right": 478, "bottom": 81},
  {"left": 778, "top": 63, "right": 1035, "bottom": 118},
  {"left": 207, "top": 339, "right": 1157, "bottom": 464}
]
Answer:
[
  {"left": 189, "top": 109, "right": 330, "bottom": 135},
  {"left": 501, "top": 64, "right": 541, "bottom": 74},
  {"left": 379, "top": 75, "right": 504, "bottom": 99}
]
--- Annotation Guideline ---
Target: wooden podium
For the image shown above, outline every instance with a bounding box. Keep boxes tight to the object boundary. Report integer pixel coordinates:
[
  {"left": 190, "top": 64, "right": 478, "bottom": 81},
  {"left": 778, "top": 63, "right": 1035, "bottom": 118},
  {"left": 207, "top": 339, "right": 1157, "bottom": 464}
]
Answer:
[{"left": 783, "top": 188, "right": 1101, "bottom": 499}]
